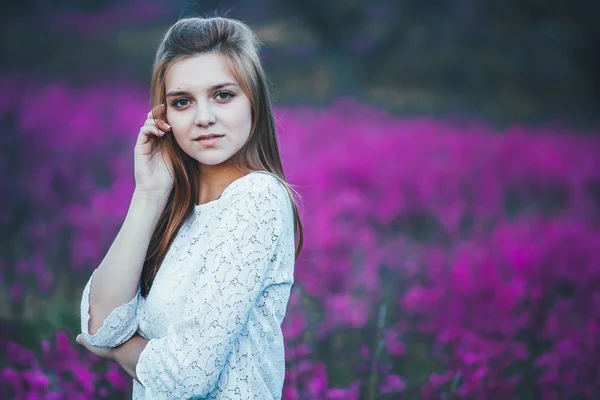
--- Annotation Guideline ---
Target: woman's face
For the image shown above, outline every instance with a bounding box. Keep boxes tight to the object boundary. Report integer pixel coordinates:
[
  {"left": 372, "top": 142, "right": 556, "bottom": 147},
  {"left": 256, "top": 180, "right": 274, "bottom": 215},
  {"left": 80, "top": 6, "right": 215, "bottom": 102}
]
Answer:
[{"left": 164, "top": 53, "right": 252, "bottom": 167}]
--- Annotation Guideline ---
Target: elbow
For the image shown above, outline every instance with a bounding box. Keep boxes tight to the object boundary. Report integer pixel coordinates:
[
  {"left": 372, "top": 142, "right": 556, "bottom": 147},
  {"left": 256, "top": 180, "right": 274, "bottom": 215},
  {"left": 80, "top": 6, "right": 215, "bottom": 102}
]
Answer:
[
  {"left": 87, "top": 309, "right": 104, "bottom": 336},
  {"left": 82, "top": 305, "right": 104, "bottom": 336},
  {"left": 81, "top": 301, "right": 139, "bottom": 348},
  {"left": 83, "top": 299, "right": 111, "bottom": 337},
  {"left": 83, "top": 324, "right": 137, "bottom": 348}
]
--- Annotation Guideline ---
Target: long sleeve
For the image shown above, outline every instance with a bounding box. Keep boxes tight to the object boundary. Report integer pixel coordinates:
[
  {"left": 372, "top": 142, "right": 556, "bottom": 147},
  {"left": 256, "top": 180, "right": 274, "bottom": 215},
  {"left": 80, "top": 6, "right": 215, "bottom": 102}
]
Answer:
[
  {"left": 135, "top": 178, "right": 290, "bottom": 399},
  {"left": 80, "top": 268, "right": 141, "bottom": 348}
]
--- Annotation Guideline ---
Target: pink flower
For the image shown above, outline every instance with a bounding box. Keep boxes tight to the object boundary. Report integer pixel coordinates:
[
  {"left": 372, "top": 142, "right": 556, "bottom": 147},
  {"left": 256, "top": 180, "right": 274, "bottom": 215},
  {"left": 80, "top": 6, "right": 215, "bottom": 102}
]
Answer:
[{"left": 380, "top": 374, "right": 405, "bottom": 394}]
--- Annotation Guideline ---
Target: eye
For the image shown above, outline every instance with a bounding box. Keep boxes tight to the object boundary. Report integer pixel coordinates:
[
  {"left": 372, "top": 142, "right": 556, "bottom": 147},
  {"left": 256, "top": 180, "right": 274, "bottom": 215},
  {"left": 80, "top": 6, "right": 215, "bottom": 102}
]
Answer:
[
  {"left": 172, "top": 98, "right": 191, "bottom": 108},
  {"left": 215, "top": 91, "right": 235, "bottom": 101}
]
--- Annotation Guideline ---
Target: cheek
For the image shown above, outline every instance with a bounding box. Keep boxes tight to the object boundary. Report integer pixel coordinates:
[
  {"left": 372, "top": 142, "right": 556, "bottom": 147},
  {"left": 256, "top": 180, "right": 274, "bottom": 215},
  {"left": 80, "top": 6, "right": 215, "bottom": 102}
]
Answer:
[
  {"left": 169, "top": 127, "right": 190, "bottom": 149},
  {"left": 234, "top": 104, "right": 252, "bottom": 137},
  {"left": 171, "top": 132, "right": 185, "bottom": 147},
  {"left": 166, "top": 115, "right": 191, "bottom": 142},
  {"left": 166, "top": 113, "right": 184, "bottom": 130},
  {"left": 240, "top": 114, "right": 252, "bottom": 138},
  {"left": 220, "top": 104, "right": 251, "bottom": 142}
]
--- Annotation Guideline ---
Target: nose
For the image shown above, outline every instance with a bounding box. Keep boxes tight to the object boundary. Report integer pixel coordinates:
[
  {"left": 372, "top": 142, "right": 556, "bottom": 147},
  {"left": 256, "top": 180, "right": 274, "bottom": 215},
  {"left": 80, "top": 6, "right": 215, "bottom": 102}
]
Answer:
[{"left": 193, "top": 100, "right": 216, "bottom": 127}]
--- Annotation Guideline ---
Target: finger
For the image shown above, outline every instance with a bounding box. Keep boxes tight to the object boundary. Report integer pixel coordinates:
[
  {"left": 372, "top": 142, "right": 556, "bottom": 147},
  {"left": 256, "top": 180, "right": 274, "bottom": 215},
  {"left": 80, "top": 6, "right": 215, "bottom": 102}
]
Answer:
[
  {"left": 138, "top": 126, "right": 166, "bottom": 147},
  {"left": 145, "top": 115, "right": 171, "bottom": 134},
  {"left": 76, "top": 334, "right": 88, "bottom": 350},
  {"left": 147, "top": 103, "right": 165, "bottom": 119},
  {"left": 143, "top": 117, "right": 171, "bottom": 132},
  {"left": 142, "top": 125, "right": 166, "bottom": 136},
  {"left": 152, "top": 117, "right": 171, "bottom": 133},
  {"left": 136, "top": 126, "right": 163, "bottom": 147}
]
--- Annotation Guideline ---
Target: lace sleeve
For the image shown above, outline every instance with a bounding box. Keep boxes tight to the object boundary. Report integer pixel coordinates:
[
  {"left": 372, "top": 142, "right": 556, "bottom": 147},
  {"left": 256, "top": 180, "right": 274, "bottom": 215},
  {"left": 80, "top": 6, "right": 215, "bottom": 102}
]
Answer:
[
  {"left": 135, "top": 178, "right": 289, "bottom": 399},
  {"left": 80, "top": 268, "right": 140, "bottom": 348}
]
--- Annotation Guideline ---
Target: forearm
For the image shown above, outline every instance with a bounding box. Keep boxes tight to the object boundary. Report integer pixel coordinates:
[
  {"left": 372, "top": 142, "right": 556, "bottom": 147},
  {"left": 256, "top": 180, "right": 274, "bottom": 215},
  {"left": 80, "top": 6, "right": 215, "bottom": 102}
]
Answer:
[
  {"left": 114, "top": 334, "right": 149, "bottom": 382},
  {"left": 88, "top": 190, "right": 169, "bottom": 335}
]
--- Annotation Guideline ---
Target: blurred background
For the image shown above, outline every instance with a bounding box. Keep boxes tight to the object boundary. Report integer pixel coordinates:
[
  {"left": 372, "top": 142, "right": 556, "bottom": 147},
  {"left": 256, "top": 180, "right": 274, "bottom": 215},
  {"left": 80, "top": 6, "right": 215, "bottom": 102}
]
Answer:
[{"left": 1, "top": 0, "right": 599, "bottom": 399}]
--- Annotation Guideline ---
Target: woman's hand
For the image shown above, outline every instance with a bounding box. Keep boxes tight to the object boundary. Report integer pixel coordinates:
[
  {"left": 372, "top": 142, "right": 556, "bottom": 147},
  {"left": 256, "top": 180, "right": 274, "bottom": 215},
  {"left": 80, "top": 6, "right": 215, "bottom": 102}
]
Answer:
[
  {"left": 76, "top": 334, "right": 148, "bottom": 382},
  {"left": 76, "top": 334, "right": 116, "bottom": 362},
  {"left": 134, "top": 104, "right": 175, "bottom": 194}
]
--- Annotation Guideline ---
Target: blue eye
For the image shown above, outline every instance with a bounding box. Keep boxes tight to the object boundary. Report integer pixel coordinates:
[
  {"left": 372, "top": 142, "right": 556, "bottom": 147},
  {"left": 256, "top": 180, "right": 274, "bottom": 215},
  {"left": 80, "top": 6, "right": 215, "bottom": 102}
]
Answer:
[
  {"left": 172, "top": 99, "right": 190, "bottom": 108},
  {"left": 216, "top": 91, "right": 234, "bottom": 101}
]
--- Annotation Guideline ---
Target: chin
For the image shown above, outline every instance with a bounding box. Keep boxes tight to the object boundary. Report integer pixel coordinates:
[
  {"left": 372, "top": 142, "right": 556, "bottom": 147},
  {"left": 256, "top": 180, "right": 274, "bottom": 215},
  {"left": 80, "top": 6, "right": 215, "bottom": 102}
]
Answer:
[{"left": 192, "top": 154, "right": 235, "bottom": 166}]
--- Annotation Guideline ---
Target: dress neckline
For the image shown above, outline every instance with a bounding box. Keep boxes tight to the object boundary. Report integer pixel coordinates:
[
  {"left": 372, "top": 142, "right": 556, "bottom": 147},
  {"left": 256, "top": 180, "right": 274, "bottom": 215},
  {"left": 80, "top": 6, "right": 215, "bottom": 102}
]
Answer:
[{"left": 193, "top": 171, "right": 264, "bottom": 213}]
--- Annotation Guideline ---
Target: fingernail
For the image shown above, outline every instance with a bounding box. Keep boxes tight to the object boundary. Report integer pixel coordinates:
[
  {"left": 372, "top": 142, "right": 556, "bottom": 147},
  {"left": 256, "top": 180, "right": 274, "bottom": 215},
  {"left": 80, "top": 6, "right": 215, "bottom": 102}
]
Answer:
[{"left": 165, "top": 124, "right": 171, "bottom": 129}]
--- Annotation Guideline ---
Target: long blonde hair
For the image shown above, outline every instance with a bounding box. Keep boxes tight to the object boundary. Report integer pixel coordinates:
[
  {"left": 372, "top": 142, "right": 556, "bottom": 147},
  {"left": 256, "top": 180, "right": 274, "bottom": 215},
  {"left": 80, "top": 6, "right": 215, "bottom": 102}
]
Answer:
[{"left": 141, "top": 17, "right": 303, "bottom": 297}]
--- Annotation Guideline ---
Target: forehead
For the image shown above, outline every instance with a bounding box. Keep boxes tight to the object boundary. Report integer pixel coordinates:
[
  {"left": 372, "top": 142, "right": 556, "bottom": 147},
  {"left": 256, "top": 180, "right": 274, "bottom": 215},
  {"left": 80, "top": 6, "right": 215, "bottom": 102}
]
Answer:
[{"left": 165, "top": 53, "right": 237, "bottom": 91}]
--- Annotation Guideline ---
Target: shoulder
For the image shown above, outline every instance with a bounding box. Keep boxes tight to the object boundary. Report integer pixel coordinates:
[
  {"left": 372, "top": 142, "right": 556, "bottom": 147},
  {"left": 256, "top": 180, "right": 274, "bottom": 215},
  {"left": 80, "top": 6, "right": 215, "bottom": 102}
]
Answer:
[
  {"left": 224, "top": 171, "right": 290, "bottom": 205},
  {"left": 221, "top": 171, "right": 292, "bottom": 216}
]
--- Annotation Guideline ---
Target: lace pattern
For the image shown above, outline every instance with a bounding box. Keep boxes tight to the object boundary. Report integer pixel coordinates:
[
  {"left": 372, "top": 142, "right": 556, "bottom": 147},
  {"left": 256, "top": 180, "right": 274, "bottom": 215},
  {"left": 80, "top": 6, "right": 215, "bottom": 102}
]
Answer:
[
  {"left": 80, "top": 171, "right": 295, "bottom": 399},
  {"left": 80, "top": 268, "right": 140, "bottom": 348}
]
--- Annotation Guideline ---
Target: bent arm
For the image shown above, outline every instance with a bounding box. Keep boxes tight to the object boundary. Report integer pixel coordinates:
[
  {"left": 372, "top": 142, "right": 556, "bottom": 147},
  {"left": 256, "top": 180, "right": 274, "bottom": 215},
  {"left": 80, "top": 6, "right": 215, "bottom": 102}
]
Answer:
[
  {"left": 114, "top": 334, "right": 149, "bottom": 382},
  {"left": 82, "top": 190, "right": 169, "bottom": 340}
]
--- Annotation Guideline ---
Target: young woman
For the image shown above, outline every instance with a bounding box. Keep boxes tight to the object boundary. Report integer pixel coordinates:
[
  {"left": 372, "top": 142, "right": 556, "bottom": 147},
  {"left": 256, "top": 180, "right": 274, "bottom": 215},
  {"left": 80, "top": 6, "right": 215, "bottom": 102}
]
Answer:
[{"left": 76, "top": 16, "right": 303, "bottom": 399}]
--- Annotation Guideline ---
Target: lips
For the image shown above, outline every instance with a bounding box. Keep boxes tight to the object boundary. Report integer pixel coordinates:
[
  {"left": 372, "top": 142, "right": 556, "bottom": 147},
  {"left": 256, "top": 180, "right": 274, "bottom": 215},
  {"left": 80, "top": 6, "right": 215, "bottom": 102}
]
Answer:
[{"left": 195, "top": 134, "right": 224, "bottom": 141}]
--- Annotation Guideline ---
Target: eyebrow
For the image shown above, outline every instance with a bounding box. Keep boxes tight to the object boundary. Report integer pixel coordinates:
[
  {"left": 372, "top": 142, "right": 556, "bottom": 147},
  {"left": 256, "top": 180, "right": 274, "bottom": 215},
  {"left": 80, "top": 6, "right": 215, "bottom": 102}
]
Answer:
[{"left": 166, "top": 82, "right": 239, "bottom": 97}]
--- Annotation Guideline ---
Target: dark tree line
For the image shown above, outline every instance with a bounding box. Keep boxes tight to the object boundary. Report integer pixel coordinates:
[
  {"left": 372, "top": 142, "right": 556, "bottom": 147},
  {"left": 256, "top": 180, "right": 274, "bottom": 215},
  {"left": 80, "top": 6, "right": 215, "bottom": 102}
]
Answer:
[{"left": 2, "top": 0, "right": 599, "bottom": 123}]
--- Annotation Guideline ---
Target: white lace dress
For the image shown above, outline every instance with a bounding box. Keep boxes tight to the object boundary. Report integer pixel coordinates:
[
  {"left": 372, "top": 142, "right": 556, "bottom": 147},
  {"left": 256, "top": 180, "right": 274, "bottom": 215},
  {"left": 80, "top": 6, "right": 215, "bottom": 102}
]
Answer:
[{"left": 80, "top": 171, "right": 296, "bottom": 399}]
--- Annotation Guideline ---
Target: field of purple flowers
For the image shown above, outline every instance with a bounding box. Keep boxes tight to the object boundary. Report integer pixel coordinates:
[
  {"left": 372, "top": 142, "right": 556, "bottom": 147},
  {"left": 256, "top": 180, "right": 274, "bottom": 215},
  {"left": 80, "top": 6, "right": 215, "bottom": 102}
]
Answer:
[{"left": 1, "top": 74, "right": 599, "bottom": 399}]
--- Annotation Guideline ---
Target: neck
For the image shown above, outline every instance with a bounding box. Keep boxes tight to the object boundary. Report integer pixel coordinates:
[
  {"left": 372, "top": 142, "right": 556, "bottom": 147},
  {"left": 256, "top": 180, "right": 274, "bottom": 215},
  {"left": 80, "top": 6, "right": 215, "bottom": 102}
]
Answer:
[{"left": 197, "top": 164, "right": 248, "bottom": 205}]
